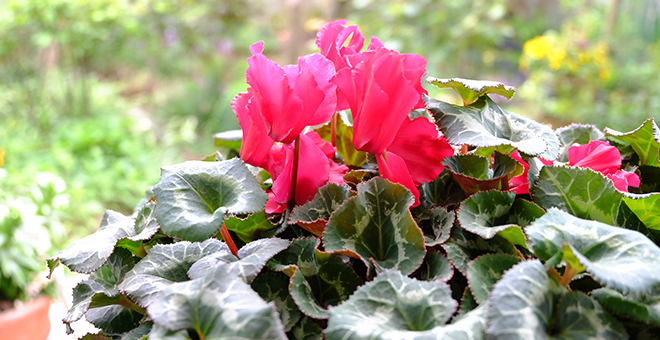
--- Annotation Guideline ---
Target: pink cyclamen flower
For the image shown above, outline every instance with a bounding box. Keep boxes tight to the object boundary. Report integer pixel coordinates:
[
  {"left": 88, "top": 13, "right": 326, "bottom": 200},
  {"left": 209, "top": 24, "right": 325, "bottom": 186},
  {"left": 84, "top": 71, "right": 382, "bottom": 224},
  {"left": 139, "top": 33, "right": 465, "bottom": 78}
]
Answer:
[
  {"left": 568, "top": 140, "right": 640, "bottom": 192},
  {"left": 509, "top": 151, "right": 554, "bottom": 195}
]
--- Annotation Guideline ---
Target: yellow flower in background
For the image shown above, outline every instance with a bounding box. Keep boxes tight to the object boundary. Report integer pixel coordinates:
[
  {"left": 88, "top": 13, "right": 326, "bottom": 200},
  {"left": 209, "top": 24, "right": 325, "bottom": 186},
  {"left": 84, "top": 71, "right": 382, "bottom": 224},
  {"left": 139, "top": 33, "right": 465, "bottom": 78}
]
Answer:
[
  {"left": 0, "top": 147, "right": 4, "bottom": 167},
  {"left": 578, "top": 52, "right": 589, "bottom": 64},
  {"left": 593, "top": 42, "right": 609, "bottom": 66},
  {"left": 523, "top": 36, "right": 552, "bottom": 60},
  {"left": 599, "top": 67, "right": 611, "bottom": 81},
  {"left": 548, "top": 46, "right": 567, "bottom": 70}
]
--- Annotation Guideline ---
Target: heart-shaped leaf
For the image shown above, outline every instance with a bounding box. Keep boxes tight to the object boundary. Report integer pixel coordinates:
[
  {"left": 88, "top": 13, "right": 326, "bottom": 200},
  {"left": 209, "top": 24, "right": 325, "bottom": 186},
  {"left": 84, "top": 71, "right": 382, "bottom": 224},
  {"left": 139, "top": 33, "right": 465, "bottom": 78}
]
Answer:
[
  {"left": 425, "top": 96, "right": 560, "bottom": 160},
  {"left": 592, "top": 288, "right": 660, "bottom": 327},
  {"left": 147, "top": 265, "right": 287, "bottom": 340},
  {"left": 422, "top": 207, "right": 455, "bottom": 246},
  {"left": 323, "top": 177, "right": 426, "bottom": 275},
  {"left": 187, "top": 238, "right": 290, "bottom": 283},
  {"left": 224, "top": 211, "right": 280, "bottom": 243},
  {"left": 417, "top": 249, "right": 454, "bottom": 281},
  {"left": 118, "top": 239, "right": 227, "bottom": 307},
  {"left": 149, "top": 324, "right": 191, "bottom": 339},
  {"left": 623, "top": 193, "right": 660, "bottom": 230},
  {"left": 314, "top": 111, "right": 368, "bottom": 166},
  {"left": 417, "top": 168, "right": 467, "bottom": 212},
  {"left": 526, "top": 208, "right": 660, "bottom": 294},
  {"left": 251, "top": 269, "right": 302, "bottom": 332},
  {"left": 213, "top": 129, "right": 242, "bottom": 150},
  {"left": 153, "top": 158, "right": 267, "bottom": 241},
  {"left": 441, "top": 153, "right": 521, "bottom": 195},
  {"left": 605, "top": 118, "right": 660, "bottom": 166},
  {"left": 268, "top": 237, "right": 362, "bottom": 319},
  {"left": 553, "top": 291, "right": 628, "bottom": 339},
  {"left": 48, "top": 207, "right": 158, "bottom": 275},
  {"left": 289, "top": 183, "right": 355, "bottom": 236},
  {"left": 442, "top": 226, "right": 521, "bottom": 275},
  {"left": 288, "top": 316, "right": 323, "bottom": 340},
  {"left": 555, "top": 123, "right": 605, "bottom": 162},
  {"left": 467, "top": 254, "right": 521, "bottom": 304},
  {"left": 426, "top": 77, "right": 515, "bottom": 105},
  {"left": 324, "top": 270, "right": 462, "bottom": 339}
]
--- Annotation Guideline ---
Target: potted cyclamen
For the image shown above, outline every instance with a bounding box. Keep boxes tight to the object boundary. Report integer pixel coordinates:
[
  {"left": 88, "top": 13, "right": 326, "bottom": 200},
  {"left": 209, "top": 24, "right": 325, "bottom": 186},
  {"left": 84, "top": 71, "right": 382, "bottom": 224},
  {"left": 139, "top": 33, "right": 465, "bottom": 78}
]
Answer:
[{"left": 49, "top": 19, "right": 660, "bottom": 339}]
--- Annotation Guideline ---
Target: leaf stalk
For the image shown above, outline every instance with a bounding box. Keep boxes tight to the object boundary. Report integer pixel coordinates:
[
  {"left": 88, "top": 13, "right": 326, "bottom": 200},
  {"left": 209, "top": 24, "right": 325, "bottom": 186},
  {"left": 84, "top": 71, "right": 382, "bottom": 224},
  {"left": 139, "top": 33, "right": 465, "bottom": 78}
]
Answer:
[{"left": 288, "top": 135, "right": 301, "bottom": 210}]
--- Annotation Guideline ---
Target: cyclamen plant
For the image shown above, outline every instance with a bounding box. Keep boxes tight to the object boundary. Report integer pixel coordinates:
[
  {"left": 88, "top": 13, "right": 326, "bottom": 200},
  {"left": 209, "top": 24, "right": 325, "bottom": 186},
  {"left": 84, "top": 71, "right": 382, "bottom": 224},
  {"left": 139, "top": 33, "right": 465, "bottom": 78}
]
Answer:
[{"left": 49, "top": 20, "right": 660, "bottom": 340}]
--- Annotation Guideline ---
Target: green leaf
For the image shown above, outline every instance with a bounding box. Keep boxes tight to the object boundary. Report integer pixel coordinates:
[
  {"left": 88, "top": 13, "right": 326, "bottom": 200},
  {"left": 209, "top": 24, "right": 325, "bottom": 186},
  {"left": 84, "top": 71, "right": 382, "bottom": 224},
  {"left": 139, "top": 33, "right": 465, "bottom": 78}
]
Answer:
[
  {"left": 314, "top": 111, "right": 368, "bottom": 166},
  {"left": 555, "top": 123, "right": 605, "bottom": 162},
  {"left": 486, "top": 260, "right": 567, "bottom": 339},
  {"left": 418, "top": 167, "right": 467, "bottom": 210},
  {"left": 467, "top": 254, "right": 521, "bottom": 304},
  {"left": 147, "top": 265, "right": 287, "bottom": 340},
  {"left": 342, "top": 169, "right": 378, "bottom": 188},
  {"left": 213, "top": 129, "right": 242, "bottom": 150},
  {"left": 442, "top": 226, "right": 521, "bottom": 275},
  {"left": 224, "top": 211, "right": 280, "bottom": 243},
  {"left": 639, "top": 165, "right": 660, "bottom": 193},
  {"left": 323, "top": 177, "right": 426, "bottom": 275},
  {"left": 149, "top": 324, "right": 192, "bottom": 340},
  {"left": 426, "top": 77, "right": 515, "bottom": 105},
  {"left": 153, "top": 158, "right": 267, "bottom": 242},
  {"left": 457, "top": 190, "right": 528, "bottom": 248},
  {"left": 251, "top": 269, "right": 302, "bottom": 332},
  {"left": 324, "top": 270, "right": 460, "bottom": 339},
  {"left": 187, "top": 238, "right": 290, "bottom": 283},
  {"left": 592, "top": 288, "right": 660, "bottom": 327},
  {"left": 417, "top": 249, "right": 454, "bottom": 281},
  {"left": 121, "top": 322, "right": 153, "bottom": 340},
  {"left": 288, "top": 317, "right": 323, "bottom": 340},
  {"left": 133, "top": 201, "right": 160, "bottom": 241},
  {"left": 623, "top": 193, "right": 660, "bottom": 230},
  {"left": 289, "top": 183, "right": 355, "bottom": 236},
  {"left": 118, "top": 239, "right": 227, "bottom": 307},
  {"left": 526, "top": 208, "right": 660, "bottom": 294},
  {"left": 268, "top": 238, "right": 362, "bottom": 319},
  {"left": 49, "top": 209, "right": 156, "bottom": 274},
  {"left": 425, "top": 96, "right": 560, "bottom": 160},
  {"left": 441, "top": 153, "right": 521, "bottom": 195},
  {"left": 422, "top": 207, "right": 455, "bottom": 246},
  {"left": 605, "top": 118, "right": 660, "bottom": 166},
  {"left": 552, "top": 291, "right": 628, "bottom": 339},
  {"left": 86, "top": 304, "right": 144, "bottom": 334},
  {"left": 456, "top": 287, "right": 478, "bottom": 317}
]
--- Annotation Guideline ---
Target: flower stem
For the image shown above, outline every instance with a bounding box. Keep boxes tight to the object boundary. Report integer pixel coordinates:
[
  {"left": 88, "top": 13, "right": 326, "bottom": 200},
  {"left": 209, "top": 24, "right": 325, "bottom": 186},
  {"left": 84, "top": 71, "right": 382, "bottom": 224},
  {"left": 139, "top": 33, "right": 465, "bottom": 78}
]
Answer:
[
  {"left": 220, "top": 223, "right": 239, "bottom": 257},
  {"left": 461, "top": 145, "right": 468, "bottom": 154},
  {"left": 501, "top": 176, "right": 509, "bottom": 191},
  {"left": 331, "top": 112, "right": 338, "bottom": 147},
  {"left": 559, "top": 263, "right": 578, "bottom": 289},
  {"left": 288, "top": 135, "right": 301, "bottom": 210}
]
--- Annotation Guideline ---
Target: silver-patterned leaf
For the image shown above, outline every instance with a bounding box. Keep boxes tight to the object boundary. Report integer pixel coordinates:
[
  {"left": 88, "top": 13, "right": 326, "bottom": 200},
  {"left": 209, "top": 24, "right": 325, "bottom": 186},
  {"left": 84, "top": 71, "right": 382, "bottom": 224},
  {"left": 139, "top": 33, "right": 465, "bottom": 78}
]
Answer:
[
  {"left": 288, "top": 316, "right": 323, "bottom": 340},
  {"left": 147, "top": 265, "right": 287, "bottom": 340},
  {"left": 417, "top": 249, "right": 454, "bottom": 282},
  {"left": 325, "top": 270, "right": 460, "bottom": 340},
  {"left": 467, "top": 254, "right": 521, "bottom": 305},
  {"left": 289, "top": 183, "right": 355, "bottom": 236},
  {"left": 187, "top": 238, "right": 290, "bottom": 283},
  {"left": 526, "top": 208, "right": 660, "bottom": 294},
  {"left": 555, "top": 123, "right": 605, "bottom": 162},
  {"left": 153, "top": 158, "right": 267, "bottom": 242},
  {"left": 552, "top": 291, "right": 627, "bottom": 339},
  {"left": 423, "top": 207, "right": 455, "bottom": 247},
  {"left": 118, "top": 239, "right": 226, "bottom": 307},
  {"left": 442, "top": 226, "right": 520, "bottom": 275},
  {"left": 251, "top": 269, "right": 302, "bottom": 332},
  {"left": 592, "top": 288, "right": 660, "bottom": 327}
]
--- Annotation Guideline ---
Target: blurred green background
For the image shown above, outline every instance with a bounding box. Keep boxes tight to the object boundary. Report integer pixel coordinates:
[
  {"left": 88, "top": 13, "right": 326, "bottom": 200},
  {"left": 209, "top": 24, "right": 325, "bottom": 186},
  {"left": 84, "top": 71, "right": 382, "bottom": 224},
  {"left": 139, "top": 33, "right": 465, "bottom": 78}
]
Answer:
[{"left": 1, "top": 0, "right": 659, "bottom": 253}]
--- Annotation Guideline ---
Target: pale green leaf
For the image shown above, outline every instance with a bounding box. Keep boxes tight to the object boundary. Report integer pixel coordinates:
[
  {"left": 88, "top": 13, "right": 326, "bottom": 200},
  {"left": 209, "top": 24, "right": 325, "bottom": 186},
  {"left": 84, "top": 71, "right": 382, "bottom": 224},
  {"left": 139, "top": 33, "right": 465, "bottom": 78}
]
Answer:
[{"left": 426, "top": 77, "right": 515, "bottom": 105}]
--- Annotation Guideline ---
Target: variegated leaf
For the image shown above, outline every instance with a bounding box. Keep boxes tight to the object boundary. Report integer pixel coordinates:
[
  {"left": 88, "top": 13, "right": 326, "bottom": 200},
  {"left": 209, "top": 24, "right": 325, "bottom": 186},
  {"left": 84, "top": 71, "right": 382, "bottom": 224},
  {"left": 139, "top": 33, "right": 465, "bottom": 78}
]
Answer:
[
  {"left": 224, "top": 212, "right": 280, "bottom": 243},
  {"left": 552, "top": 291, "right": 628, "bottom": 339},
  {"left": 118, "top": 239, "right": 226, "bottom": 307},
  {"left": 416, "top": 168, "right": 466, "bottom": 216},
  {"left": 605, "top": 118, "right": 660, "bottom": 166},
  {"left": 425, "top": 96, "right": 560, "bottom": 160},
  {"left": 417, "top": 249, "right": 454, "bottom": 281},
  {"left": 147, "top": 265, "right": 287, "bottom": 340},
  {"left": 325, "top": 270, "right": 467, "bottom": 340},
  {"left": 121, "top": 322, "right": 152, "bottom": 340},
  {"left": 441, "top": 153, "right": 521, "bottom": 195},
  {"left": 187, "top": 238, "right": 290, "bottom": 283},
  {"left": 251, "top": 269, "right": 302, "bottom": 332},
  {"left": 426, "top": 77, "right": 515, "bottom": 105},
  {"left": 466, "top": 254, "right": 521, "bottom": 304},
  {"left": 268, "top": 237, "right": 362, "bottom": 319},
  {"left": 153, "top": 158, "right": 267, "bottom": 242},
  {"left": 592, "top": 288, "right": 660, "bottom": 327},
  {"left": 555, "top": 123, "right": 605, "bottom": 162},
  {"left": 526, "top": 208, "right": 660, "bottom": 294},
  {"left": 288, "top": 317, "right": 323, "bottom": 340},
  {"left": 289, "top": 183, "right": 355, "bottom": 236},
  {"left": 149, "top": 324, "right": 191, "bottom": 340},
  {"left": 442, "top": 226, "right": 520, "bottom": 275},
  {"left": 49, "top": 207, "right": 158, "bottom": 275},
  {"left": 422, "top": 207, "right": 455, "bottom": 247},
  {"left": 323, "top": 177, "right": 426, "bottom": 275}
]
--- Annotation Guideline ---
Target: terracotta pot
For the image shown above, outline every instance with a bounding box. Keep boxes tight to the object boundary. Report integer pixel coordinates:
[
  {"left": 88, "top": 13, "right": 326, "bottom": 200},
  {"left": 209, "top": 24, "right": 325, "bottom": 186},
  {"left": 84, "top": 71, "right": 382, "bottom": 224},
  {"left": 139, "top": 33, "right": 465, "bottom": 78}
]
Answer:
[{"left": 0, "top": 296, "right": 51, "bottom": 340}]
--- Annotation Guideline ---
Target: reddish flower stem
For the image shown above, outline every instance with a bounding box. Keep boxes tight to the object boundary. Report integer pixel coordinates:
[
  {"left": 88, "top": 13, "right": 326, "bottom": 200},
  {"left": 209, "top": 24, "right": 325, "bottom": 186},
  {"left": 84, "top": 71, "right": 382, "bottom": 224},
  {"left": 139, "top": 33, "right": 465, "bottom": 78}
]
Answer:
[
  {"left": 220, "top": 223, "right": 239, "bottom": 257},
  {"left": 461, "top": 145, "right": 468, "bottom": 154},
  {"left": 501, "top": 176, "right": 509, "bottom": 191},
  {"left": 559, "top": 263, "right": 578, "bottom": 289},
  {"left": 331, "top": 112, "right": 338, "bottom": 147},
  {"left": 288, "top": 135, "right": 301, "bottom": 210}
]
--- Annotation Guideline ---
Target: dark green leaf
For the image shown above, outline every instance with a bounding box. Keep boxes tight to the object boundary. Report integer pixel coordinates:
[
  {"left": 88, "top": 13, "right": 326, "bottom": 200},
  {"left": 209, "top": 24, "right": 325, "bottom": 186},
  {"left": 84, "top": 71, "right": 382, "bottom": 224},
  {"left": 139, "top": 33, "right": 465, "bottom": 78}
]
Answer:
[
  {"left": 314, "top": 111, "right": 368, "bottom": 166},
  {"left": 456, "top": 287, "right": 478, "bottom": 317},
  {"left": 86, "top": 304, "right": 144, "bottom": 334},
  {"left": 552, "top": 291, "right": 628, "bottom": 339},
  {"left": 153, "top": 158, "right": 267, "bottom": 241},
  {"left": 555, "top": 123, "right": 605, "bottom": 162},
  {"left": 639, "top": 165, "right": 660, "bottom": 193},
  {"left": 467, "top": 254, "right": 521, "bottom": 304},
  {"left": 121, "top": 322, "right": 153, "bottom": 340},
  {"left": 149, "top": 324, "right": 191, "bottom": 340},
  {"left": 423, "top": 207, "right": 454, "bottom": 246},
  {"left": 213, "top": 129, "right": 242, "bottom": 150},
  {"left": 441, "top": 153, "right": 520, "bottom": 195},
  {"left": 289, "top": 183, "right": 355, "bottom": 236},
  {"left": 288, "top": 317, "right": 323, "bottom": 340},
  {"left": 251, "top": 269, "right": 302, "bottom": 332},
  {"left": 425, "top": 96, "right": 560, "bottom": 160},
  {"left": 623, "top": 193, "right": 660, "bottom": 230},
  {"left": 268, "top": 238, "right": 362, "bottom": 319},
  {"left": 147, "top": 265, "right": 287, "bottom": 340},
  {"left": 118, "top": 239, "right": 227, "bottom": 307},
  {"left": 442, "top": 226, "right": 521, "bottom": 275},
  {"left": 426, "top": 77, "right": 515, "bottom": 105},
  {"left": 605, "top": 118, "right": 660, "bottom": 166},
  {"left": 187, "top": 238, "right": 290, "bottom": 283},
  {"left": 526, "top": 208, "right": 660, "bottom": 294},
  {"left": 418, "top": 167, "right": 466, "bottom": 210},
  {"left": 324, "top": 177, "right": 426, "bottom": 275},
  {"left": 224, "top": 211, "right": 280, "bottom": 243},
  {"left": 592, "top": 288, "right": 660, "bottom": 327},
  {"left": 418, "top": 249, "right": 454, "bottom": 281}
]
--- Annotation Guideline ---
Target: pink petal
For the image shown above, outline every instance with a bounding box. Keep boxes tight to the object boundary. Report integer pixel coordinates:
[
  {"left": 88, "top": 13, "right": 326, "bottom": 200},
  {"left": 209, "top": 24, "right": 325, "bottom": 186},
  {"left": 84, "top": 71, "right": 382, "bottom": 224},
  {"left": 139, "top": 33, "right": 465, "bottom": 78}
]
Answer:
[
  {"left": 296, "top": 54, "right": 337, "bottom": 126},
  {"left": 568, "top": 140, "right": 621, "bottom": 174},
  {"left": 265, "top": 191, "right": 286, "bottom": 214},
  {"left": 606, "top": 170, "right": 640, "bottom": 192},
  {"left": 232, "top": 91, "right": 274, "bottom": 169},
  {"left": 377, "top": 152, "right": 420, "bottom": 207},
  {"left": 328, "top": 161, "right": 349, "bottom": 184},
  {"left": 316, "top": 19, "right": 364, "bottom": 71},
  {"left": 387, "top": 117, "right": 454, "bottom": 185},
  {"left": 305, "top": 131, "right": 335, "bottom": 159},
  {"left": 508, "top": 151, "right": 530, "bottom": 195},
  {"left": 401, "top": 53, "right": 428, "bottom": 109}
]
